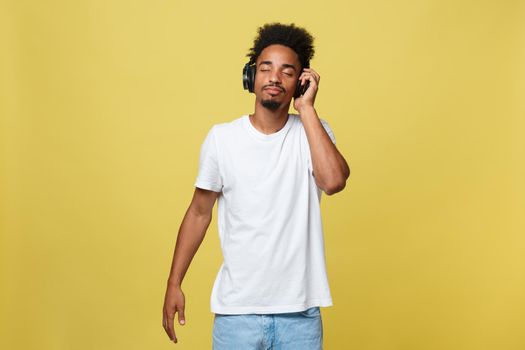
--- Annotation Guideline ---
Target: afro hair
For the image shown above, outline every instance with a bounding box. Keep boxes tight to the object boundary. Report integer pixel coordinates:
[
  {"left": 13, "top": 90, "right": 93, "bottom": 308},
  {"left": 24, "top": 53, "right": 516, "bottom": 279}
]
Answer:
[{"left": 246, "top": 22, "right": 315, "bottom": 69}]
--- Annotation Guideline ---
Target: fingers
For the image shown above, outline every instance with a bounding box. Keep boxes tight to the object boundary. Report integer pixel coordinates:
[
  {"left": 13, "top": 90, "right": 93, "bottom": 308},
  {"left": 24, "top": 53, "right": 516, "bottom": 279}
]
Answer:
[
  {"left": 163, "top": 308, "right": 178, "bottom": 343},
  {"left": 303, "top": 68, "right": 320, "bottom": 81},
  {"left": 298, "top": 68, "right": 320, "bottom": 88}
]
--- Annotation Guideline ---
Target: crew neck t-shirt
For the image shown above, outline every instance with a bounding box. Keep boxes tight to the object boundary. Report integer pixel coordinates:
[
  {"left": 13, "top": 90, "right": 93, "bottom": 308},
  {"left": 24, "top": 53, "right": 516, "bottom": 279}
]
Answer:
[{"left": 194, "top": 113, "right": 336, "bottom": 315}]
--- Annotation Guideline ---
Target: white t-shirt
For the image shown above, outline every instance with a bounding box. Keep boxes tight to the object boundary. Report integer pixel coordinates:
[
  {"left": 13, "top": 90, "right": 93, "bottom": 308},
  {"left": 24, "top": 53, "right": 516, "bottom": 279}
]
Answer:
[{"left": 194, "top": 113, "right": 336, "bottom": 315}]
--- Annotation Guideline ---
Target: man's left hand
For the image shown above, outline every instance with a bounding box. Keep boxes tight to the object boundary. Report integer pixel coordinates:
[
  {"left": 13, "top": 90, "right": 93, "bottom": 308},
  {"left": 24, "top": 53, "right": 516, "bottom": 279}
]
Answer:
[{"left": 293, "top": 67, "right": 320, "bottom": 113}]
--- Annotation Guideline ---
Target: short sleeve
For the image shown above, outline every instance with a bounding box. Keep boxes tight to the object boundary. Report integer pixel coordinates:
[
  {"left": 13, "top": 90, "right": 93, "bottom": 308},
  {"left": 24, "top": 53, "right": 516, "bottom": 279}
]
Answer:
[
  {"left": 320, "top": 119, "right": 336, "bottom": 145},
  {"left": 194, "top": 126, "right": 223, "bottom": 193}
]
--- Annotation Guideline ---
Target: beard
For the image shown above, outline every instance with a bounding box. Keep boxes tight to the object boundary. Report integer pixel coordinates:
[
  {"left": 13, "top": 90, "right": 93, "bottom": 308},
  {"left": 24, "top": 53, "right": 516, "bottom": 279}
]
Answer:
[{"left": 261, "top": 99, "right": 281, "bottom": 111}]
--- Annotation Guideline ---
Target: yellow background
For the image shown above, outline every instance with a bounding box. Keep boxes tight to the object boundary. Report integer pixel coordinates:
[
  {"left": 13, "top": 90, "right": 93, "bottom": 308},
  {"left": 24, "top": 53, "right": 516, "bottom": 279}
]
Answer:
[{"left": 1, "top": 0, "right": 524, "bottom": 349}]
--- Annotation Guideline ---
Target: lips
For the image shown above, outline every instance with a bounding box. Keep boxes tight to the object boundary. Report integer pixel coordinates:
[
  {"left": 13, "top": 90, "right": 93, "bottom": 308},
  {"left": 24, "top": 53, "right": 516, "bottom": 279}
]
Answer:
[{"left": 264, "top": 86, "right": 284, "bottom": 94}]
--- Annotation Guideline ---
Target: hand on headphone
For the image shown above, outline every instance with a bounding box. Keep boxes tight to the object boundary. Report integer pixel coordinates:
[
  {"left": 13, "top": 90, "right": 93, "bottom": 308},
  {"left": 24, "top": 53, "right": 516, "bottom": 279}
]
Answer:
[{"left": 293, "top": 68, "right": 320, "bottom": 113}]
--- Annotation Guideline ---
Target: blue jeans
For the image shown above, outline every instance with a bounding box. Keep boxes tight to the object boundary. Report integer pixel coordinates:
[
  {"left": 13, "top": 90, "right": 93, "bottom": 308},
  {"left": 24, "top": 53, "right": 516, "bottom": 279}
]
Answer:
[{"left": 212, "top": 306, "right": 323, "bottom": 350}]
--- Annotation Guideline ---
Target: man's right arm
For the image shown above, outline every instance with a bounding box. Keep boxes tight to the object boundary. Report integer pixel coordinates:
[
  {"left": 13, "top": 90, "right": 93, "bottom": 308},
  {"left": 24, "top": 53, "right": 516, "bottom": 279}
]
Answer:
[
  {"left": 162, "top": 187, "right": 220, "bottom": 344},
  {"left": 167, "top": 187, "right": 220, "bottom": 287}
]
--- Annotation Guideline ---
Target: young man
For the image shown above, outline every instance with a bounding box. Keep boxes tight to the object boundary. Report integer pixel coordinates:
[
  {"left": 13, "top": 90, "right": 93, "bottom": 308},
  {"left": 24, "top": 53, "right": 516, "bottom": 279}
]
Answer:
[{"left": 163, "top": 23, "right": 350, "bottom": 349}]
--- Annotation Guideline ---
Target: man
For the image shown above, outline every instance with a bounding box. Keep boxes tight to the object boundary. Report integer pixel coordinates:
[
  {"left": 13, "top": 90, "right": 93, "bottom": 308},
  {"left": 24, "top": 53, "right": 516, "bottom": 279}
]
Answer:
[{"left": 163, "top": 22, "right": 350, "bottom": 349}]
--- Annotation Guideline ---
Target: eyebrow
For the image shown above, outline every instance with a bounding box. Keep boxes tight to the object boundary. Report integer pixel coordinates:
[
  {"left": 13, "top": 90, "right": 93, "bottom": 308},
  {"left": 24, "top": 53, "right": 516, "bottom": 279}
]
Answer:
[{"left": 258, "top": 61, "right": 297, "bottom": 70}]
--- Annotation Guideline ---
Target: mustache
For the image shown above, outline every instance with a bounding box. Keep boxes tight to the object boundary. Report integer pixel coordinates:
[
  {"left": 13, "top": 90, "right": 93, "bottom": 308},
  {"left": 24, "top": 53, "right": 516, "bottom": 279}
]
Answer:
[{"left": 263, "top": 84, "right": 285, "bottom": 92}]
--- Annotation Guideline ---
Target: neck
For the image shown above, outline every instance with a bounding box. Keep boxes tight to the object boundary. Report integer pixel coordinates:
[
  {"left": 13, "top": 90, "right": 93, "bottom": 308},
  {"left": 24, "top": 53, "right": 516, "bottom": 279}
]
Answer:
[{"left": 250, "top": 100, "right": 291, "bottom": 135}]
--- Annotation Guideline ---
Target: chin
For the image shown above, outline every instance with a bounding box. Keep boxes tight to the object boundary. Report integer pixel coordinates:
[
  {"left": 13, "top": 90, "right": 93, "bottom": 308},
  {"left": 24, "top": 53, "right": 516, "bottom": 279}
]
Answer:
[{"left": 261, "top": 99, "right": 282, "bottom": 111}]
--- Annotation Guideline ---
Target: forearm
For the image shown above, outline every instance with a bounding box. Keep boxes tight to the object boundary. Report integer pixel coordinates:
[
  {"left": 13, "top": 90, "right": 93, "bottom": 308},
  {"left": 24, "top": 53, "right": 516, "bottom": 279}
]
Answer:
[
  {"left": 167, "top": 208, "right": 212, "bottom": 287},
  {"left": 299, "top": 106, "right": 350, "bottom": 194}
]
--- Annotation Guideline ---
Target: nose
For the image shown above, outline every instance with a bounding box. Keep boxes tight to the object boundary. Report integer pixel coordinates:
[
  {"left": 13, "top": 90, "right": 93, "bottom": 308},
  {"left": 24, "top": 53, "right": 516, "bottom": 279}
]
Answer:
[{"left": 269, "top": 69, "right": 281, "bottom": 84}]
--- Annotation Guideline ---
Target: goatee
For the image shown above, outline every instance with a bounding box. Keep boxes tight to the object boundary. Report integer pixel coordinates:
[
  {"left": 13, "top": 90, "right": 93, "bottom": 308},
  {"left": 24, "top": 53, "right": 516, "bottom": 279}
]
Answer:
[{"left": 261, "top": 99, "right": 281, "bottom": 111}]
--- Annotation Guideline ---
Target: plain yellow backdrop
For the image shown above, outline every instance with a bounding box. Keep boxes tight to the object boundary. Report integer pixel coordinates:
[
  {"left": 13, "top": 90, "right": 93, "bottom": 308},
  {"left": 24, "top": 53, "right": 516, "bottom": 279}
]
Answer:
[{"left": 1, "top": 0, "right": 524, "bottom": 349}]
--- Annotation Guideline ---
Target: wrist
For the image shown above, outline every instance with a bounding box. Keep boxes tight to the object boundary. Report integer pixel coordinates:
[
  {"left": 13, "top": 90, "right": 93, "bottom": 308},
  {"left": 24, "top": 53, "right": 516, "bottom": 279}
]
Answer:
[
  {"left": 167, "top": 278, "right": 182, "bottom": 288},
  {"left": 297, "top": 105, "right": 316, "bottom": 116}
]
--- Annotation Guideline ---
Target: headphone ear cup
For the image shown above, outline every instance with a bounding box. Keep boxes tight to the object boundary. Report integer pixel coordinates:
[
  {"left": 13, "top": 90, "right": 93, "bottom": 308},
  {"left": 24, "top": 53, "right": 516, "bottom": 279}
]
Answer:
[
  {"left": 295, "top": 62, "right": 311, "bottom": 98},
  {"left": 294, "top": 79, "right": 301, "bottom": 98},
  {"left": 243, "top": 63, "right": 256, "bottom": 93},
  {"left": 294, "top": 79, "right": 311, "bottom": 98},
  {"left": 248, "top": 65, "right": 256, "bottom": 93},
  {"left": 243, "top": 63, "right": 251, "bottom": 92}
]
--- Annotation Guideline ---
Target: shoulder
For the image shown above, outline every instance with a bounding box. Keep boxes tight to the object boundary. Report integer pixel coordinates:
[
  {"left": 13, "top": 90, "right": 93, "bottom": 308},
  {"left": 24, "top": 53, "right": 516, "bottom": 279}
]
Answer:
[
  {"left": 291, "top": 113, "right": 332, "bottom": 130},
  {"left": 200, "top": 115, "right": 245, "bottom": 150},
  {"left": 293, "top": 113, "right": 336, "bottom": 144},
  {"left": 209, "top": 115, "right": 245, "bottom": 136}
]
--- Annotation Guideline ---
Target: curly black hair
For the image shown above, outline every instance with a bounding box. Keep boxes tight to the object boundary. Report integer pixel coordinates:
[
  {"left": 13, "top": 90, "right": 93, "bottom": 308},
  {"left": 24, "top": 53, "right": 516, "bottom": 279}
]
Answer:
[{"left": 246, "top": 22, "right": 315, "bottom": 69}]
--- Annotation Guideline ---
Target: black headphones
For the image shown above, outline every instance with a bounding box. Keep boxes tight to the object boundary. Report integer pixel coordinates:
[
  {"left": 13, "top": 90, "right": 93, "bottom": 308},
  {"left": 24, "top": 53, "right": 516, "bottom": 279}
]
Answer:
[{"left": 242, "top": 61, "right": 310, "bottom": 98}]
